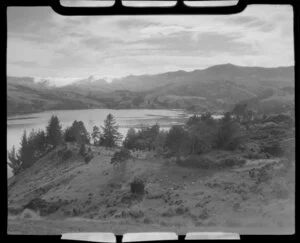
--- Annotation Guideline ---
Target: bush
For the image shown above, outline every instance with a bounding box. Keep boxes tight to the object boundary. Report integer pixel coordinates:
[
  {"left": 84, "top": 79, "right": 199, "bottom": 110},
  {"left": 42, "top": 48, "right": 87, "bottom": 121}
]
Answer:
[
  {"left": 130, "top": 178, "right": 145, "bottom": 195},
  {"left": 226, "top": 136, "right": 244, "bottom": 151},
  {"left": 84, "top": 154, "right": 94, "bottom": 164},
  {"left": 111, "top": 148, "right": 132, "bottom": 166},
  {"left": 62, "top": 149, "right": 73, "bottom": 161},
  {"left": 177, "top": 153, "right": 246, "bottom": 169},
  {"left": 219, "top": 157, "right": 246, "bottom": 168},
  {"left": 128, "top": 206, "right": 144, "bottom": 219},
  {"left": 265, "top": 114, "right": 292, "bottom": 124},
  {"left": 239, "top": 142, "right": 261, "bottom": 153},
  {"left": 177, "top": 155, "right": 215, "bottom": 169},
  {"left": 262, "top": 144, "right": 285, "bottom": 157}
]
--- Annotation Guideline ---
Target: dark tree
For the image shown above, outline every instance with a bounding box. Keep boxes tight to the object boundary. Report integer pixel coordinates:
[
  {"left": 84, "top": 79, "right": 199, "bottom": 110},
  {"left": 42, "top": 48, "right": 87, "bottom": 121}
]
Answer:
[
  {"left": 154, "top": 130, "right": 168, "bottom": 154},
  {"left": 79, "top": 143, "right": 86, "bottom": 156},
  {"left": 91, "top": 125, "right": 101, "bottom": 145},
  {"left": 46, "top": 115, "right": 63, "bottom": 148},
  {"left": 231, "top": 103, "right": 248, "bottom": 123},
  {"left": 64, "top": 126, "right": 76, "bottom": 142},
  {"left": 34, "top": 129, "right": 47, "bottom": 153},
  {"left": 123, "top": 128, "right": 137, "bottom": 150},
  {"left": 186, "top": 114, "right": 202, "bottom": 127},
  {"left": 64, "top": 120, "right": 90, "bottom": 144},
  {"left": 217, "top": 113, "right": 241, "bottom": 149},
  {"left": 18, "top": 131, "right": 35, "bottom": 170},
  {"left": 7, "top": 146, "right": 22, "bottom": 176},
  {"left": 200, "top": 112, "right": 215, "bottom": 125},
  {"left": 187, "top": 120, "right": 217, "bottom": 154},
  {"left": 165, "top": 125, "right": 190, "bottom": 158},
  {"left": 100, "top": 113, "right": 122, "bottom": 148},
  {"left": 29, "top": 129, "right": 47, "bottom": 158},
  {"left": 132, "top": 124, "right": 161, "bottom": 151},
  {"left": 130, "top": 178, "right": 145, "bottom": 195}
]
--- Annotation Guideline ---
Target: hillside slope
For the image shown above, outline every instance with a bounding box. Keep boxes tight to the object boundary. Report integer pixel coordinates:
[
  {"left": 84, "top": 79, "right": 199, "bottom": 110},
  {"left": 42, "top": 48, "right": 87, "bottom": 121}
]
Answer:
[
  {"left": 7, "top": 77, "right": 108, "bottom": 116},
  {"left": 8, "top": 143, "right": 295, "bottom": 234},
  {"left": 7, "top": 64, "right": 294, "bottom": 116}
]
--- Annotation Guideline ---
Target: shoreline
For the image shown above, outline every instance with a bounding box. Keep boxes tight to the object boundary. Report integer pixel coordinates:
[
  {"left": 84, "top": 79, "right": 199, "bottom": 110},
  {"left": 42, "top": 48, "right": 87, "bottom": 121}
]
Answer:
[{"left": 7, "top": 107, "right": 192, "bottom": 119}]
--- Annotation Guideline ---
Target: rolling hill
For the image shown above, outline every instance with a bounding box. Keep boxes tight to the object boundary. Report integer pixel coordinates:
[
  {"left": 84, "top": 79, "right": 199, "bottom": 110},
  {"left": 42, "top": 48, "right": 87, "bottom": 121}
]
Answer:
[{"left": 7, "top": 64, "right": 294, "bottom": 116}]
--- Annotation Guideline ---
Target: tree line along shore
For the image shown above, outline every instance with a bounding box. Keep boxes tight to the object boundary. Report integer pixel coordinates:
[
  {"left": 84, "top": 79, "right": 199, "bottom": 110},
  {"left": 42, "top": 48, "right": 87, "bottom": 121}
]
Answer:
[{"left": 8, "top": 102, "right": 295, "bottom": 178}]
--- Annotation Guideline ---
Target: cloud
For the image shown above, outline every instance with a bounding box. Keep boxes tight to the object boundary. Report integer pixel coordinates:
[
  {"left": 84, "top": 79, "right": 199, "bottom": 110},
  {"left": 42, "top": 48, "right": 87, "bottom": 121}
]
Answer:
[
  {"left": 9, "top": 60, "right": 37, "bottom": 68},
  {"left": 115, "top": 18, "right": 154, "bottom": 30},
  {"left": 6, "top": 5, "right": 294, "bottom": 83},
  {"left": 81, "top": 36, "right": 126, "bottom": 50},
  {"left": 224, "top": 15, "right": 277, "bottom": 32},
  {"left": 131, "top": 30, "right": 253, "bottom": 57}
]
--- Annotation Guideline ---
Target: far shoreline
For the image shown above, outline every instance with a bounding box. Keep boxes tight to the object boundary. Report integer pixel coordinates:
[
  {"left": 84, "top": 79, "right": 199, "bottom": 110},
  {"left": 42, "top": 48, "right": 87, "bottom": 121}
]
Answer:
[{"left": 7, "top": 107, "right": 198, "bottom": 120}]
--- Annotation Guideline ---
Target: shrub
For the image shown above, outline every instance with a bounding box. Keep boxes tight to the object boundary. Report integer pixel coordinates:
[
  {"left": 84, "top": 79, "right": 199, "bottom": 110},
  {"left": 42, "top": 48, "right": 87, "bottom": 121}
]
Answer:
[
  {"left": 143, "top": 217, "right": 152, "bottom": 224},
  {"left": 111, "top": 148, "right": 132, "bottom": 167},
  {"left": 219, "top": 157, "right": 246, "bottom": 168},
  {"left": 198, "top": 208, "right": 209, "bottom": 220},
  {"left": 226, "top": 136, "right": 244, "bottom": 151},
  {"left": 262, "top": 144, "right": 285, "bottom": 157},
  {"left": 177, "top": 155, "right": 215, "bottom": 169},
  {"left": 62, "top": 149, "right": 73, "bottom": 161},
  {"left": 239, "top": 142, "right": 261, "bottom": 154},
  {"left": 84, "top": 154, "right": 94, "bottom": 164},
  {"left": 217, "top": 115, "right": 241, "bottom": 150},
  {"left": 249, "top": 166, "right": 271, "bottom": 184},
  {"left": 265, "top": 114, "right": 292, "bottom": 124},
  {"left": 130, "top": 178, "right": 145, "bottom": 195},
  {"left": 128, "top": 206, "right": 144, "bottom": 219}
]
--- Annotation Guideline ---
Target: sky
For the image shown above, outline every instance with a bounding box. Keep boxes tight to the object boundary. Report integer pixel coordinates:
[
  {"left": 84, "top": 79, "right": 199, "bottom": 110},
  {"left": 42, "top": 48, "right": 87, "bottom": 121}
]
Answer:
[{"left": 7, "top": 4, "right": 294, "bottom": 86}]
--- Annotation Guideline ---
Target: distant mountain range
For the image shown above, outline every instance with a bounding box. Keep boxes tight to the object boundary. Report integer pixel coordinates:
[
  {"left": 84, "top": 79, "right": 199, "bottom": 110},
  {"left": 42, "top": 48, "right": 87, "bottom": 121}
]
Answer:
[{"left": 7, "top": 64, "right": 294, "bottom": 116}]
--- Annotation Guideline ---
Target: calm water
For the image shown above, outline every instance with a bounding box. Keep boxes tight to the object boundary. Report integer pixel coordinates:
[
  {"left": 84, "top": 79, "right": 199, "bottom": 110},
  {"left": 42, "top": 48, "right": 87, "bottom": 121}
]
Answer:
[{"left": 7, "top": 109, "right": 188, "bottom": 178}]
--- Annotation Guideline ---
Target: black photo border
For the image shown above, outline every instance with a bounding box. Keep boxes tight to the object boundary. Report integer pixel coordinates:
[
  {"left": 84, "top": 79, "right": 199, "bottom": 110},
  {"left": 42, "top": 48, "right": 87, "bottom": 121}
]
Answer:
[{"left": 1, "top": 0, "right": 299, "bottom": 242}]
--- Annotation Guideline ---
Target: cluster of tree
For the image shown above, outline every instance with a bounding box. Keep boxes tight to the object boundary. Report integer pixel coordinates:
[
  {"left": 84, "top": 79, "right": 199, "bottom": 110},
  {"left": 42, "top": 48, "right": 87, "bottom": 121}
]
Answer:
[
  {"left": 122, "top": 110, "right": 243, "bottom": 159},
  {"left": 8, "top": 113, "right": 123, "bottom": 176},
  {"left": 64, "top": 120, "right": 90, "bottom": 144},
  {"left": 92, "top": 113, "right": 123, "bottom": 148},
  {"left": 8, "top": 115, "right": 63, "bottom": 175},
  {"left": 123, "top": 124, "right": 168, "bottom": 152},
  {"left": 164, "top": 112, "right": 241, "bottom": 158}
]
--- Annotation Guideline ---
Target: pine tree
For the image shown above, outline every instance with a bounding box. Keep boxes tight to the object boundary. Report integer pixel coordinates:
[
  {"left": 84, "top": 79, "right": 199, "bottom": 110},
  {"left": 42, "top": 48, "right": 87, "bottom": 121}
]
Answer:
[
  {"left": 34, "top": 129, "right": 47, "bottom": 154},
  {"left": 123, "top": 128, "right": 137, "bottom": 149},
  {"left": 100, "top": 113, "right": 123, "bottom": 148},
  {"left": 165, "top": 125, "right": 189, "bottom": 158},
  {"left": 7, "top": 146, "right": 22, "bottom": 176},
  {"left": 91, "top": 125, "right": 101, "bottom": 145},
  {"left": 46, "top": 115, "right": 62, "bottom": 148},
  {"left": 18, "top": 130, "right": 35, "bottom": 169}
]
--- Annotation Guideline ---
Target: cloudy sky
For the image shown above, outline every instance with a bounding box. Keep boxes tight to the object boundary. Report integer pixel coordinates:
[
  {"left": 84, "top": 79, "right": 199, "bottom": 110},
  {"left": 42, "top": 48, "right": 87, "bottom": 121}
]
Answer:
[{"left": 7, "top": 4, "right": 294, "bottom": 86}]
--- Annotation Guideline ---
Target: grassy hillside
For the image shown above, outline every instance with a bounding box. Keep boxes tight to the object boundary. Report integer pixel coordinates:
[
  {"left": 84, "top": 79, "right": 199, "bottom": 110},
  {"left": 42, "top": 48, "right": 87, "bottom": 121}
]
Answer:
[{"left": 8, "top": 138, "right": 295, "bottom": 234}]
